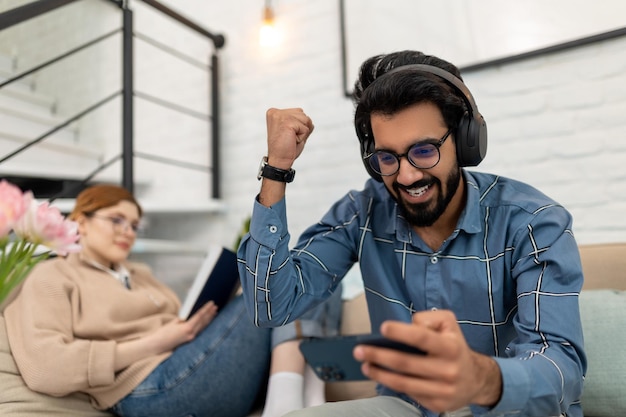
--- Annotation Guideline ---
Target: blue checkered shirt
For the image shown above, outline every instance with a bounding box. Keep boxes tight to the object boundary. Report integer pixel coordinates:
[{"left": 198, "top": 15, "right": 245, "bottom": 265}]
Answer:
[{"left": 238, "top": 170, "right": 586, "bottom": 417}]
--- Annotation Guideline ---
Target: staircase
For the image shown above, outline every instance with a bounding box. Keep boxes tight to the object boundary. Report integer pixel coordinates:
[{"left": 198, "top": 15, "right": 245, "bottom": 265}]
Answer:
[
  {"left": 0, "top": 0, "right": 230, "bottom": 300},
  {"left": 0, "top": 51, "right": 221, "bottom": 256},
  {"left": 0, "top": 52, "right": 103, "bottom": 185}
]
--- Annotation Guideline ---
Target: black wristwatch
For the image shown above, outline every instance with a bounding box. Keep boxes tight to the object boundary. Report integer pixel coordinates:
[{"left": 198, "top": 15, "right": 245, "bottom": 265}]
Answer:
[{"left": 257, "top": 156, "right": 296, "bottom": 183}]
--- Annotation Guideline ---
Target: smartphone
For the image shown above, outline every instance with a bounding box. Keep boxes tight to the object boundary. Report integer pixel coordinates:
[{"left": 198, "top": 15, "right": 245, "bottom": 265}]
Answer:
[{"left": 299, "top": 333, "right": 426, "bottom": 382}]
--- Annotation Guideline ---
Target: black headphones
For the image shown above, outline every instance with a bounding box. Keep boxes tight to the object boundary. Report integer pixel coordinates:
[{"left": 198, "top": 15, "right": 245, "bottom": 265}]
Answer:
[{"left": 356, "top": 64, "right": 488, "bottom": 181}]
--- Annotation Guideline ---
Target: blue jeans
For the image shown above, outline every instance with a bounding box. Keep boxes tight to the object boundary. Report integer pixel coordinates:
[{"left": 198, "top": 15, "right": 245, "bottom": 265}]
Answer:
[{"left": 110, "top": 296, "right": 271, "bottom": 417}]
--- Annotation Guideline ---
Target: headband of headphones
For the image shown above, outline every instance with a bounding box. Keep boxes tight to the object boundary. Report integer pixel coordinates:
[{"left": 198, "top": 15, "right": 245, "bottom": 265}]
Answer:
[{"left": 356, "top": 64, "right": 488, "bottom": 181}]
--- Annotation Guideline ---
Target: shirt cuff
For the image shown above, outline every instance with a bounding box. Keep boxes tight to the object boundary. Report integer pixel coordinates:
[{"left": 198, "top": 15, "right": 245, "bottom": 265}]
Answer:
[
  {"left": 250, "top": 196, "right": 288, "bottom": 249},
  {"left": 484, "top": 357, "right": 531, "bottom": 415},
  {"left": 87, "top": 340, "right": 117, "bottom": 387}
]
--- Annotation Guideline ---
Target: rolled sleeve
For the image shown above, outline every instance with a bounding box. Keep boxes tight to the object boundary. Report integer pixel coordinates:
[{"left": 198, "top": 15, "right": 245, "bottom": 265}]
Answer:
[{"left": 87, "top": 340, "right": 117, "bottom": 388}]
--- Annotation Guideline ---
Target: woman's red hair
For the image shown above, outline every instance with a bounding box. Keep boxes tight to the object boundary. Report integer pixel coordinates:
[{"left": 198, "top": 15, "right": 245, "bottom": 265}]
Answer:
[{"left": 69, "top": 184, "right": 142, "bottom": 221}]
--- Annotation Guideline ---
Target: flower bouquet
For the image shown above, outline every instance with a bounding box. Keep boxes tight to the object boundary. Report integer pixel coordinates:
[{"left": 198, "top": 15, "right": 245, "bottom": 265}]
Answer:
[{"left": 0, "top": 180, "right": 80, "bottom": 306}]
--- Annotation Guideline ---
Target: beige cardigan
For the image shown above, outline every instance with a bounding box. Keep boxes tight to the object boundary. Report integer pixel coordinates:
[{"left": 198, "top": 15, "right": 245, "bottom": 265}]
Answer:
[
  {"left": 0, "top": 315, "right": 112, "bottom": 416},
  {"left": 3, "top": 254, "right": 181, "bottom": 410}
]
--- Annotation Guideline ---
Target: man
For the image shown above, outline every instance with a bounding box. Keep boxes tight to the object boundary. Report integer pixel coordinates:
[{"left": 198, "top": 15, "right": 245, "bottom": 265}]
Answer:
[{"left": 238, "top": 50, "right": 586, "bottom": 417}]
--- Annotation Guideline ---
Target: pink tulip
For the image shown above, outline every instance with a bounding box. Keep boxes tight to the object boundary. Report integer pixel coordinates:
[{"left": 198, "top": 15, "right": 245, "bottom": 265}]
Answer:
[
  {"left": 1, "top": 181, "right": 81, "bottom": 303},
  {"left": 0, "top": 180, "right": 29, "bottom": 237},
  {"left": 13, "top": 199, "right": 80, "bottom": 256}
]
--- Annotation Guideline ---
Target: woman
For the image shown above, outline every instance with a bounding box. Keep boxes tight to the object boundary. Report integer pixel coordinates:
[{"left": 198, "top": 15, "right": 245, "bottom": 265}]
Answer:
[{"left": 4, "top": 184, "right": 271, "bottom": 417}]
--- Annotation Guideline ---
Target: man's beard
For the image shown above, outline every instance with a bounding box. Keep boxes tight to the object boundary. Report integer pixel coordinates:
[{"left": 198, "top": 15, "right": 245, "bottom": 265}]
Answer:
[{"left": 392, "top": 165, "right": 461, "bottom": 227}]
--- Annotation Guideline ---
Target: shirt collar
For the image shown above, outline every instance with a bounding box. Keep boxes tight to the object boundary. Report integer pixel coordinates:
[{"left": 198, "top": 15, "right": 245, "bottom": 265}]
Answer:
[
  {"left": 75, "top": 253, "right": 132, "bottom": 289},
  {"left": 456, "top": 170, "right": 483, "bottom": 235}
]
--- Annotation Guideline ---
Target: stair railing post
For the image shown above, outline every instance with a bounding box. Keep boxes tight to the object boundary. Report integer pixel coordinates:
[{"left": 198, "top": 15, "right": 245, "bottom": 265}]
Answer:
[
  {"left": 121, "top": 5, "right": 134, "bottom": 193},
  {"left": 210, "top": 52, "right": 220, "bottom": 199}
]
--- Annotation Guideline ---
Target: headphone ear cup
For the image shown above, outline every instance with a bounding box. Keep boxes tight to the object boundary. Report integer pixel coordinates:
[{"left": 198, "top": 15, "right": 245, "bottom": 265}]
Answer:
[
  {"left": 470, "top": 113, "right": 488, "bottom": 166},
  {"left": 455, "top": 112, "right": 487, "bottom": 167},
  {"left": 455, "top": 113, "right": 471, "bottom": 167},
  {"left": 357, "top": 122, "right": 383, "bottom": 182}
]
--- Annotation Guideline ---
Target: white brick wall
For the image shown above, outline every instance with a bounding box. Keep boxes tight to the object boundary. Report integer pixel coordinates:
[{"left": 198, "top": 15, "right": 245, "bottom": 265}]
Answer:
[
  {"left": 187, "top": 0, "right": 626, "bottom": 246},
  {"left": 463, "top": 36, "right": 626, "bottom": 244},
  {"left": 2, "top": 0, "right": 625, "bottom": 286}
]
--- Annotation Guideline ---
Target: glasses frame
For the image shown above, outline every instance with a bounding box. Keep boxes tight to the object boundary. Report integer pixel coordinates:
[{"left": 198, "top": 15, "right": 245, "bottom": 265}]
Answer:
[
  {"left": 87, "top": 213, "right": 142, "bottom": 234},
  {"left": 365, "top": 129, "right": 452, "bottom": 176}
]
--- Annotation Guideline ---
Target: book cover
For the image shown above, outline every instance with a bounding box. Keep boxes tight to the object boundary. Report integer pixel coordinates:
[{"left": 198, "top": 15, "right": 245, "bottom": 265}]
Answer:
[{"left": 178, "top": 245, "right": 240, "bottom": 320}]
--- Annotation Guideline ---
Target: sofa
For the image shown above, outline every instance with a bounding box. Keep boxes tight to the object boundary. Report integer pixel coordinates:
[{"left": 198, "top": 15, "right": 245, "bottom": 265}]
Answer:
[{"left": 1, "top": 243, "right": 624, "bottom": 416}]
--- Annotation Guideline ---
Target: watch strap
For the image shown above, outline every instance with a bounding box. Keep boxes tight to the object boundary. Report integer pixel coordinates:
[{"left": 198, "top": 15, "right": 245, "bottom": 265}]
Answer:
[{"left": 258, "top": 157, "right": 296, "bottom": 183}]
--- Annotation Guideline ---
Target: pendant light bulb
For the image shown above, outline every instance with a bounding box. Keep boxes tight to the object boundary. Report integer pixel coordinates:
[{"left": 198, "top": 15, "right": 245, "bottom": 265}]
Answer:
[{"left": 260, "top": 1, "right": 279, "bottom": 47}]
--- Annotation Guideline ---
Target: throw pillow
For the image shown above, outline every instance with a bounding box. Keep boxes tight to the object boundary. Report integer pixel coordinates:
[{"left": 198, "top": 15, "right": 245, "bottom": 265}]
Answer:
[{"left": 579, "top": 289, "right": 626, "bottom": 417}]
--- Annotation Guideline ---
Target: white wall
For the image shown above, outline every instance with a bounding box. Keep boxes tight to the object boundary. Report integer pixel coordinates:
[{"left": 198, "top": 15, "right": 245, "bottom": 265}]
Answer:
[
  {"left": 2, "top": 0, "right": 625, "bottom": 286},
  {"left": 463, "top": 39, "right": 626, "bottom": 244},
  {"left": 341, "top": 0, "right": 626, "bottom": 84},
  {"left": 176, "top": 0, "right": 366, "bottom": 245},
  {"left": 167, "top": 0, "right": 626, "bottom": 246}
]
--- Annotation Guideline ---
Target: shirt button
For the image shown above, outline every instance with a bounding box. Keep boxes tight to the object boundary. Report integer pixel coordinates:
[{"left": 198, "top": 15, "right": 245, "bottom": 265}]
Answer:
[
  {"left": 430, "top": 256, "right": 438, "bottom": 264},
  {"left": 269, "top": 225, "right": 278, "bottom": 233}
]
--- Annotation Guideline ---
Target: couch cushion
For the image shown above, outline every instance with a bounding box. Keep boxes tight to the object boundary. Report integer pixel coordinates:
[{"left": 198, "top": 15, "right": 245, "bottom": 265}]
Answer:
[
  {"left": 0, "top": 316, "right": 113, "bottom": 416},
  {"left": 579, "top": 289, "right": 626, "bottom": 417},
  {"left": 579, "top": 243, "right": 626, "bottom": 290}
]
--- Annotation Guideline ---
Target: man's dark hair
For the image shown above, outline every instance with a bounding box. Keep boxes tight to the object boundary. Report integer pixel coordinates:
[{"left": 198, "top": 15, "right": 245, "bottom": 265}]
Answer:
[{"left": 353, "top": 50, "right": 467, "bottom": 150}]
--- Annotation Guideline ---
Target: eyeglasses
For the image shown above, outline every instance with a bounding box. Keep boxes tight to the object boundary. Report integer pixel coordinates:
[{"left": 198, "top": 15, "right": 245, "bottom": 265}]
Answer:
[
  {"left": 87, "top": 214, "right": 142, "bottom": 234},
  {"left": 365, "top": 129, "right": 452, "bottom": 176}
]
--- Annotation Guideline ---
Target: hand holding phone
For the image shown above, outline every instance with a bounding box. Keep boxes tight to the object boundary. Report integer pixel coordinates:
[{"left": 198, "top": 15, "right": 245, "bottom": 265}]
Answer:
[{"left": 299, "top": 333, "right": 426, "bottom": 382}]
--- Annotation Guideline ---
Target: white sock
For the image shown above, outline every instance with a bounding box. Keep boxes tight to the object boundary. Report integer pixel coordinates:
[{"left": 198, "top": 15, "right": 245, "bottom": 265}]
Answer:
[
  {"left": 262, "top": 372, "right": 304, "bottom": 417},
  {"left": 303, "top": 365, "right": 326, "bottom": 407}
]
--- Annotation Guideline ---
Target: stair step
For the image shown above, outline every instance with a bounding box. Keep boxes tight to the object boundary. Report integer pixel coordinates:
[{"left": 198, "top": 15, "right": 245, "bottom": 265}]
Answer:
[
  {"left": 44, "top": 198, "right": 226, "bottom": 215},
  {"left": 0, "top": 130, "right": 101, "bottom": 181},
  {"left": 0, "top": 158, "right": 104, "bottom": 181},
  {"left": 0, "top": 130, "right": 99, "bottom": 159},
  {"left": 0, "top": 158, "right": 156, "bottom": 188},
  {"left": 0, "top": 112, "right": 77, "bottom": 147},
  {"left": 0, "top": 72, "right": 53, "bottom": 109},
  {"left": 0, "top": 84, "right": 55, "bottom": 116},
  {"left": 0, "top": 54, "right": 15, "bottom": 74},
  {"left": 0, "top": 102, "right": 74, "bottom": 130}
]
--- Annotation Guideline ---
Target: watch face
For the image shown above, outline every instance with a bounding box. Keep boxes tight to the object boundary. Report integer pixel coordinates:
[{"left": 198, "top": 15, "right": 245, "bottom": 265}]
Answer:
[{"left": 257, "top": 157, "right": 267, "bottom": 180}]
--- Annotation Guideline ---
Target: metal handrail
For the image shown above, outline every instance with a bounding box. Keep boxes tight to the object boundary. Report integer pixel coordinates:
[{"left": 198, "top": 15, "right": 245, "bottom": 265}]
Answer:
[
  {"left": 0, "top": 0, "right": 225, "bottom": 198},
  {"left": 0, "top": 0, "right": 76, "bottom": 30},
  {"left": 137, "top": 0, "right": 225, "bottom": 49}
]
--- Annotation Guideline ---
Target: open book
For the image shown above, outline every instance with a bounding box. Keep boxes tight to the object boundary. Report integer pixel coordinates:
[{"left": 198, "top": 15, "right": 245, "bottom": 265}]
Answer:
[{"left": 178, "top": 245, "right": 240, "bottom": 320}]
